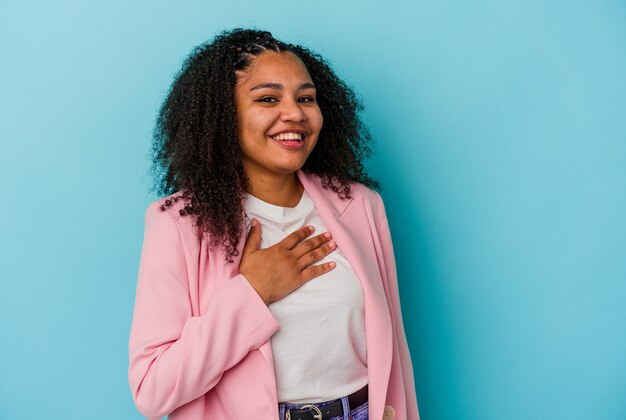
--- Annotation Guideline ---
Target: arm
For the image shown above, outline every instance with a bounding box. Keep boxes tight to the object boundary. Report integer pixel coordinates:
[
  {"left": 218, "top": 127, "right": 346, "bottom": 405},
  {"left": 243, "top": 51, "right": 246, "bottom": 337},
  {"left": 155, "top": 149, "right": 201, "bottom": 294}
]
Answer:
[
  {"left": 128, "top": 202, "right": 279, "bottom": 419},
  {"left": 375, "top": 193, "right": 420, "bottom": 418}
]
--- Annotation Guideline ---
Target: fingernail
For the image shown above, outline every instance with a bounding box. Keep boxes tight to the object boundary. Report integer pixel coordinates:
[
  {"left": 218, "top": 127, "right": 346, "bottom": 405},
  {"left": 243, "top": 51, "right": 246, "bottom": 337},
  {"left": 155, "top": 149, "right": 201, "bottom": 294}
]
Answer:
[
  {"left": 307, "top": 225, "right": 314, "bottom": 233},
  {"left": 324, "top": 232, "right": 331, "bottom": 239},
  {"left": 329, "top": 261, "right": 336, "bottom": 268},
  {"left": 328, "top": 240, "right": 336, "bottom": 248},
  {"left": 251, "top": 219, "right": 258, "bottom": 227}
]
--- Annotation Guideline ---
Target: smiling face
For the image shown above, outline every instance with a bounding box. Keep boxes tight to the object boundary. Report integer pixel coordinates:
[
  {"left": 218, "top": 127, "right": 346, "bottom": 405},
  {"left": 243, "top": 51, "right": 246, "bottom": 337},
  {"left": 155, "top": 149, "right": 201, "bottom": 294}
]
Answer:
[{"left": 234, "top": 51, "right": 323, "bottom": 184}]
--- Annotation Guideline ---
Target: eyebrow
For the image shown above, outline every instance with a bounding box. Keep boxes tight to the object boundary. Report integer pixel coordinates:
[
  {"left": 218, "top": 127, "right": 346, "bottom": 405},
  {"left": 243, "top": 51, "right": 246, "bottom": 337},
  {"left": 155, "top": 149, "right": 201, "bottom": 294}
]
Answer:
[{"left": 249, "top": 82, "right": 316, "bottom": 92}]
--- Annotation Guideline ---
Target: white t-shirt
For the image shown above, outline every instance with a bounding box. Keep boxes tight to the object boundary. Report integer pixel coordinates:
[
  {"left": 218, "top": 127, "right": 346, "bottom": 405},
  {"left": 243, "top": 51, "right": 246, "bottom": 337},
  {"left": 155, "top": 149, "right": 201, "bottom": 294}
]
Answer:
[{"left": 244, "top": 190, "right": 368, "bottom": 404}]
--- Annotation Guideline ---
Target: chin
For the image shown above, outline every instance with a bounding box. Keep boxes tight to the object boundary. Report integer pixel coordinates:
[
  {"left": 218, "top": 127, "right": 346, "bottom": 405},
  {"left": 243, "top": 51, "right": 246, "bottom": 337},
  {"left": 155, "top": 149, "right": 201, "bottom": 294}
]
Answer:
[
  {"left": 273, "top": 159, "right": 309, "bottom": 174},
  {"left": 275, "top": 165, "right": 305, "bottom": 175}
]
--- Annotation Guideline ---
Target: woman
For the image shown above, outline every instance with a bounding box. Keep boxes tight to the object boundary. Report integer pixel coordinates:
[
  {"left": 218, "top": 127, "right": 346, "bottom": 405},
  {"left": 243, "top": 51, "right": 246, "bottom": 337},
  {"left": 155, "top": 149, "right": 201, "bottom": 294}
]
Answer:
[{"left": 129, "top": 28, "right": 419, "bottom": 420}]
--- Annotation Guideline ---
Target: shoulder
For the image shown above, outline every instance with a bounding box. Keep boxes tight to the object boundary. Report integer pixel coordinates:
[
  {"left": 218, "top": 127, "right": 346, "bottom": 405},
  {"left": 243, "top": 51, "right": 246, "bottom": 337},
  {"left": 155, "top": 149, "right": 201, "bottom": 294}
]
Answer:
[
  {"left": 347, "top": 181, "right": 382, "bottom": 205},
  {"left": 337, "top": 178, "right": 385, "bottom": 214},
  {"left": 350, "top": 182, "right": 388, "bottom": 229},
  {"left": 300, "top": 170, "right": 385, "bottom": 217},
  {"left": 140, "top": 192, "right": 206, "bottom": 262},
  {"left": 143, "top": 192, "right": 194, "bottom": 231},
  {"left": 300, "top": 170, "right": 382, "bottom": 203}
]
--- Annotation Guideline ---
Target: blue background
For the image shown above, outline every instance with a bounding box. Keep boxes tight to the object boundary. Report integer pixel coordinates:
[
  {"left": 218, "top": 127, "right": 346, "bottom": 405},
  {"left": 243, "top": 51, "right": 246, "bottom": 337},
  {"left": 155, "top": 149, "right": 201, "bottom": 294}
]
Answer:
[{"left": 1, "top": 1, "right": 625, "bottom": 419}]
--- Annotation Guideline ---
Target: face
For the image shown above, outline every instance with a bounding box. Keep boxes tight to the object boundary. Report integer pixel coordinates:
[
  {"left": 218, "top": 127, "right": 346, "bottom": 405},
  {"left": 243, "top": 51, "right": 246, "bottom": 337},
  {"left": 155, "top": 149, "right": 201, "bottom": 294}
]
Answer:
[{"left": 234, "top": 51, "right": 323, "bottom": 182}]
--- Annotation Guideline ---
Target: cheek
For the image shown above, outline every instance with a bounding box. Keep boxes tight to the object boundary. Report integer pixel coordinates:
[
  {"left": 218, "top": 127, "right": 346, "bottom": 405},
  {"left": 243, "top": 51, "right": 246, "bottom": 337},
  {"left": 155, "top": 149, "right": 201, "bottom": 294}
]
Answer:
[
  {"left": 310, "top": 107, "right": 324, "bottom": 131},
  {"left": 238, "top": 111, "right": 264, "bottom": 140},
  {"left": 244, "top": 109, "right": 274, "bottom": 133}
]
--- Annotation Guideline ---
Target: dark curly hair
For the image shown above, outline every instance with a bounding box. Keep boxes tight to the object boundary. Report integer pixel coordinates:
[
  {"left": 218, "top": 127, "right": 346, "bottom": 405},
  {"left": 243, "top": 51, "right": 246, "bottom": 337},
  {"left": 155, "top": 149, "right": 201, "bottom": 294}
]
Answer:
[{"left": 152, "top": 28, "right": 378, "bottom": 261}]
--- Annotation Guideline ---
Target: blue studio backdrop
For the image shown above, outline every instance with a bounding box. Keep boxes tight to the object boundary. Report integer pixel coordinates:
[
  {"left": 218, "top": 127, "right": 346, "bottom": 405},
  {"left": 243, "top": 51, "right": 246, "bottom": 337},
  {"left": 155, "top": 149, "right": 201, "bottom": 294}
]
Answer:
[{"left": 1, "top": 1, "right": 625, "bottom": 419}]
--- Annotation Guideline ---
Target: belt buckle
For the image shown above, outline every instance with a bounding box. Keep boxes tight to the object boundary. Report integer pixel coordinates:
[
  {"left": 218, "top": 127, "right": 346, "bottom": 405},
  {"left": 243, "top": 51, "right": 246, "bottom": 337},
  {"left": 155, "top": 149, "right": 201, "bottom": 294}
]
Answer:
[{"left": 285, "top": 404, "right": 323, "bottom": 420}]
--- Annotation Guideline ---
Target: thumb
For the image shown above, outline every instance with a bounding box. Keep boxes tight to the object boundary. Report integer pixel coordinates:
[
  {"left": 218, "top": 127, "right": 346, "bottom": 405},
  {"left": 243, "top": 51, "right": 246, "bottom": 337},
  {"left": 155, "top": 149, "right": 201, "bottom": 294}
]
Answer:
[{"left": 243, "top": 218, "right": 262, "bottom": 255}]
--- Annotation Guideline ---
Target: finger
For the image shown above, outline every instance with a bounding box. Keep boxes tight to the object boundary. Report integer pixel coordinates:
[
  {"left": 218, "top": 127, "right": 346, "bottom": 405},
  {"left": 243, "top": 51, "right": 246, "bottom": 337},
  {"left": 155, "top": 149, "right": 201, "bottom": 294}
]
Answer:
[
  {"left": 297, "top": 240, "right": 336, "bottom": 269},
  {"left": 242, "top": 218, "right": 262, "bottom": 255},
  {"left": 300, "top": 261, "right": 336, "bottom": 283},
  {"left": 292, "top": 232, "right": 332, "bottom": 258},
  {"left": 278, "top": 225, "right": 314, "bottom": 250}
]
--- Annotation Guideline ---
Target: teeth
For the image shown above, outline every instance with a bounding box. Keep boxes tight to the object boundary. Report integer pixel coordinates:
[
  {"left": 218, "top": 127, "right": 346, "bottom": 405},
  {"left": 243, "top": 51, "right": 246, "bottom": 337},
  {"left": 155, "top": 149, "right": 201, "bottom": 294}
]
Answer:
[{"left": 272, "top": 132, "right": 303, "bottom": 141}]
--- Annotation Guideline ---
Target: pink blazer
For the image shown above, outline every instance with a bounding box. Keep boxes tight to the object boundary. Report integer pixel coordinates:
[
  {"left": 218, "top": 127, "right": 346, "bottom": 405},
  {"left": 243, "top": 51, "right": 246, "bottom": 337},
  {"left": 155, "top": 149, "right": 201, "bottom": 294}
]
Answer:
[{"left": 129, "top": 171, "right": 419, "bottom": 420}]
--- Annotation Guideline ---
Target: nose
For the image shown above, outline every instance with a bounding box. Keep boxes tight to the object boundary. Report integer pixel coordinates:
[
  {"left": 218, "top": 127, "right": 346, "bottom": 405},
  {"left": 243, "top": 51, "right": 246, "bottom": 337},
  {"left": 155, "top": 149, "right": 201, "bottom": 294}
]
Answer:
[{"left": 279, "top": 98, "right": 307, "bottom": 122}]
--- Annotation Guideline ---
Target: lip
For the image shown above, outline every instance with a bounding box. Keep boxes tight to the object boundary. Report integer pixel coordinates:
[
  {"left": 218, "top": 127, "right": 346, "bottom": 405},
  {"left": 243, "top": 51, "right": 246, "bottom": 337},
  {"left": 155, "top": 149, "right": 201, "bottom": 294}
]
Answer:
[
  {"left": 272, "top": 139, "right": 306, "bottom": 150},
  {"left": 270, "top": 135, "right": 306, "bottom": 150}
]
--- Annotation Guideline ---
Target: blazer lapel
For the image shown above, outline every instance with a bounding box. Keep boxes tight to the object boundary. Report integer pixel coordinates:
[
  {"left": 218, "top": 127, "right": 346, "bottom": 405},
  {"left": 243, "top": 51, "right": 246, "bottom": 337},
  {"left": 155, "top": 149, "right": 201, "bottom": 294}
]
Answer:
[
  {"left": 218, "top": 231, "right": 279, "bottom": 404},
  {"left": 298, "top": 171, "right": 393, "bottom": 420}
]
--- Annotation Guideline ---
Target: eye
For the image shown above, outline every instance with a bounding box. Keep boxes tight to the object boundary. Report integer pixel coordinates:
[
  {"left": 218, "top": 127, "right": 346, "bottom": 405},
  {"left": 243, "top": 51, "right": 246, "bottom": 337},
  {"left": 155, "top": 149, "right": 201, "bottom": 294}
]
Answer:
[
  {"left": 257, "top": 97, "right": 278, "bottom": 103},
  {"left": 298, "top": 96, "right": 315, "bottom": 103}
]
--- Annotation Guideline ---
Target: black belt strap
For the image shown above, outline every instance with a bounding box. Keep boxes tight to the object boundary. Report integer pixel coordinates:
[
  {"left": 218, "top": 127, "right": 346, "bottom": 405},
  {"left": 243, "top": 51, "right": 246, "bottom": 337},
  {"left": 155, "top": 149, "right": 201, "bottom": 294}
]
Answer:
[{"left": 285, "top": 385, "right": 368, "bottom": 420}]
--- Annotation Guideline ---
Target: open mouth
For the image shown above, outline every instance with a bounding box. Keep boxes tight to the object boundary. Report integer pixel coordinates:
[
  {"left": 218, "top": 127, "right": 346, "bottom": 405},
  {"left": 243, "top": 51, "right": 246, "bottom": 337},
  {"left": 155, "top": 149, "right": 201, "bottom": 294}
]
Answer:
[
  {"left": 271, "top": 132, "right": 305, "bottom": 143},
  {"left": 270, "top": 131, "right": 307, "bottom": 148}
]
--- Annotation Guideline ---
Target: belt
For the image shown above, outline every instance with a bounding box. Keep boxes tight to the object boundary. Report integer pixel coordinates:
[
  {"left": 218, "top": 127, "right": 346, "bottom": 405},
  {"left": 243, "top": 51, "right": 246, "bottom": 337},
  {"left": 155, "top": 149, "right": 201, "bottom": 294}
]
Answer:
[{"left": 284, "top": 385, "right": 368, "bottom": 420}]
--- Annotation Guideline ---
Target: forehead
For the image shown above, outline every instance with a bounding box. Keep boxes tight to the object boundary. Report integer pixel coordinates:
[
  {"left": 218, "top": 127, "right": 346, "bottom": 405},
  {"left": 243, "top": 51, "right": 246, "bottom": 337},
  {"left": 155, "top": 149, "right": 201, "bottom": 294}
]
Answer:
[{"left": 236, "top": 51, "right": 312, "bottom": 86}]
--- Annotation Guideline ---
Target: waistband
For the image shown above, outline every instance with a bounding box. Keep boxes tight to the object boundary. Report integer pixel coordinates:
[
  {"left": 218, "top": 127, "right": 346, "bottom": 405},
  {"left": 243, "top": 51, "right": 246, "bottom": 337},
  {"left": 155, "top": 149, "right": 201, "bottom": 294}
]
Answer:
[{"left": 279, "top": 385, "right": 368, "bottom": 420}]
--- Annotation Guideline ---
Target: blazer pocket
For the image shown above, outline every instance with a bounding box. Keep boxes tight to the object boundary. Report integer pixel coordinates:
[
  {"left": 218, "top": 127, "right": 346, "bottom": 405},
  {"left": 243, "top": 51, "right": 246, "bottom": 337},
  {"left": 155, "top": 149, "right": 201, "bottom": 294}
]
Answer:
[{"left": 383, "top": 405, "right": 395, "bottom": 419}]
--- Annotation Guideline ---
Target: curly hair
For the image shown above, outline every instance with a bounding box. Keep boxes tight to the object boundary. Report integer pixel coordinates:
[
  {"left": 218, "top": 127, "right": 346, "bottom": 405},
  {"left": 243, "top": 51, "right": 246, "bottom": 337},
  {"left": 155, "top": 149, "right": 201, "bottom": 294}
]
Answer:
[{"left": 151, "top": 28, "right": 377, "bottom": 261}]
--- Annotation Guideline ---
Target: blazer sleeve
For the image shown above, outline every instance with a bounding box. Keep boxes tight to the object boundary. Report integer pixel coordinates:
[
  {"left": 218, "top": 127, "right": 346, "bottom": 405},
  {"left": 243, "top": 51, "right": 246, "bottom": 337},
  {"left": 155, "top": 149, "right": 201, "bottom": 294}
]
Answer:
[
  {"left": 128, "top": 202, "right": 280, "bottom": 419},
  {"left": 374, "top": 192, "right": 420, "bottom": 418}
]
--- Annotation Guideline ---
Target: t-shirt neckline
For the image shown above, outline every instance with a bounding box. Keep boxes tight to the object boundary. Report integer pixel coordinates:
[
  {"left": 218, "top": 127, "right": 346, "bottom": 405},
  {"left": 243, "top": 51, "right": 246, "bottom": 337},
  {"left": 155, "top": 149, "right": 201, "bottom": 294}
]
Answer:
[{"left": 245, "top": 190, "right": 314, "bottom": 222}]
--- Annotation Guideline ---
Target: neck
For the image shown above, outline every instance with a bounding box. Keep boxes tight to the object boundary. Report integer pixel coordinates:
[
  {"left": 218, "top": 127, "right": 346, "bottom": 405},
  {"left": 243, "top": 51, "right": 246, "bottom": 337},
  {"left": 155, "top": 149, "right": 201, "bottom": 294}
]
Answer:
[{"left": 246, "top": 172, "right": 304, "bottom": 207}]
